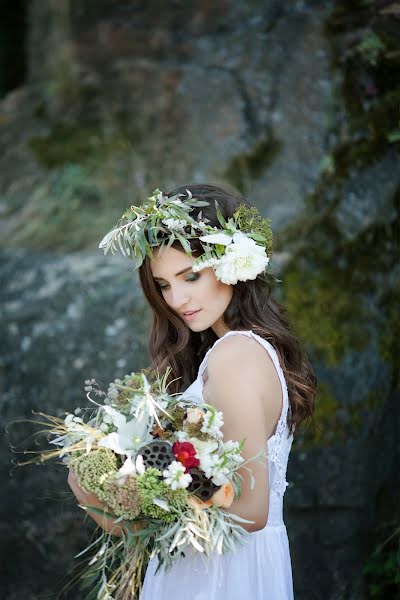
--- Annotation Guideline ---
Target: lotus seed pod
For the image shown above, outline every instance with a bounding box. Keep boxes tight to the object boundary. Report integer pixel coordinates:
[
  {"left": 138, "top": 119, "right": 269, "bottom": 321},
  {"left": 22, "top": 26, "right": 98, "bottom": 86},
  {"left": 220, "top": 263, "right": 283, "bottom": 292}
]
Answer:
[
  {"left": 187, "top": 467, "right": 221, "bottom": 501},
  {"left": 136, "top": 440, "right": 175, "bottom": 471}
]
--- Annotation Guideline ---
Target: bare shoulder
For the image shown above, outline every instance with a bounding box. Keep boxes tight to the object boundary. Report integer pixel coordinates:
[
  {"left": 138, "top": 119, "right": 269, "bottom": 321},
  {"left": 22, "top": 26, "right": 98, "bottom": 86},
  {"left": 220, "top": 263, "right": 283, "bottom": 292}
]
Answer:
[
  {"left": 207, "top": 333, "right": 275, "bottom": 378},
  {"left": 205, "top": 333, "right": 283, "bottom": 434}
]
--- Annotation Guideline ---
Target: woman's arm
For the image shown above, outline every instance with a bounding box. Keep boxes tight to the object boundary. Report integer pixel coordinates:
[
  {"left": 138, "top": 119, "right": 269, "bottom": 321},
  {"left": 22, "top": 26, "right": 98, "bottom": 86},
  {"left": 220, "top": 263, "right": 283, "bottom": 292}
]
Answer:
[
  {"left": 68, "top": 470, "right": 127, "bottom": 536},
  {"left": 204, "top": 335, "right": 282, "bottom": 533}
]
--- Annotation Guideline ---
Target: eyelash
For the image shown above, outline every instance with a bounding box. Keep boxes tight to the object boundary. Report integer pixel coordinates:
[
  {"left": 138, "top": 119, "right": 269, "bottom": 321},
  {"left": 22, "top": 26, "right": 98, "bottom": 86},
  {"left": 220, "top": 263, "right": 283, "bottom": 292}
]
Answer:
[{"left": 158, "top": 273, "right": 200, "bottom": 291}]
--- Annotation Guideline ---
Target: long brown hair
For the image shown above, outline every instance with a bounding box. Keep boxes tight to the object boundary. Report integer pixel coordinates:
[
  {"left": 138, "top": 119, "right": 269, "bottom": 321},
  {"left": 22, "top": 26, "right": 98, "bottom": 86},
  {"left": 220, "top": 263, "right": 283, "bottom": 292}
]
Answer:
[{"left": 138, "top": 184, "right": 316, "bottom": 433}]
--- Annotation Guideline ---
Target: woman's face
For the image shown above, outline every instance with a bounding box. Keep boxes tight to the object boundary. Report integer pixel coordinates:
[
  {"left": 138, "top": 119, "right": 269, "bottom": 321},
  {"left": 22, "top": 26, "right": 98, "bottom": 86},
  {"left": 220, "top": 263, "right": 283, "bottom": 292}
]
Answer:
[{"left": 150, "top": 246, "right": 233, "bottom": 338}]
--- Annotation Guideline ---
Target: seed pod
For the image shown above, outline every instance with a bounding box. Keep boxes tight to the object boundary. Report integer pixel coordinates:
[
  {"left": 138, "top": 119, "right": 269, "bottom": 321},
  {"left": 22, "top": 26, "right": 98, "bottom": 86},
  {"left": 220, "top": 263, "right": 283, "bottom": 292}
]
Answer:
[
  {"left": 187, "top": 468, "right": 221, "bottom": 501},
  {"left": 136, "top": 441, "right": 175, "bottom": 472}
]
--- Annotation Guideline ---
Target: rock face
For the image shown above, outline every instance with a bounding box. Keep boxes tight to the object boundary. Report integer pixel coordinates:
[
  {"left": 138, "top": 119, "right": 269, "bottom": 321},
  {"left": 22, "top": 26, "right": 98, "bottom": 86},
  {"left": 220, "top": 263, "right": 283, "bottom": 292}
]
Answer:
[
  {"left": 1, "top": 251, "right": 150, "bottom": 599},
  {"left": 0, "top": 1, "right": 335, "bottom": 250},
  {"left": 280, "top": 146, "right": 400, "bottom": 599},
  {"left": 1, "top": 1, "right": 399, "bottom": 599}
]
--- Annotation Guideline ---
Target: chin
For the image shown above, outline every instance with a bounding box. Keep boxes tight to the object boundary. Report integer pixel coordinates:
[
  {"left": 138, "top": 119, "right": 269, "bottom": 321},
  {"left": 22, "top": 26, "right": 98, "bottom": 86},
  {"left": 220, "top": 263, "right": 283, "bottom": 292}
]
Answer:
[{"left": 185, "top": 316, "right": 213, "bottom": 333}]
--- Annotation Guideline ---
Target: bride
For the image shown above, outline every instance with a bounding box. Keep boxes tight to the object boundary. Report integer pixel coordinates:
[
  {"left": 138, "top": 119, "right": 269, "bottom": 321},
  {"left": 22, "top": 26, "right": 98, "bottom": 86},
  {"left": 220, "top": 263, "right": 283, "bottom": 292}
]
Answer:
[{"left": 69, "top": 183, "right": 316, "bottom": 599}]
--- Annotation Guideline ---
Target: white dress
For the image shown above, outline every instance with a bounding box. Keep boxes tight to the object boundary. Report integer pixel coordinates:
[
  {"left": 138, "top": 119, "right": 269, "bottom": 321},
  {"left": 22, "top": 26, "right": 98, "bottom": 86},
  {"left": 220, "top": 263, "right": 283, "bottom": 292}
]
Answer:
[{"left": 140, "top": 330, "right": 295, "bottom": 600}]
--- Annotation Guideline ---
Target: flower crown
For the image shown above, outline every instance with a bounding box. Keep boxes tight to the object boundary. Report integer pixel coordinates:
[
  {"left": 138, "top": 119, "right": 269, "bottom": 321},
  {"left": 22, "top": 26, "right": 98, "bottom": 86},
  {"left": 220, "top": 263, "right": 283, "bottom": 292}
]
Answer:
[{"left": 99, "top": 188, "right": 273, "bottom": 285}]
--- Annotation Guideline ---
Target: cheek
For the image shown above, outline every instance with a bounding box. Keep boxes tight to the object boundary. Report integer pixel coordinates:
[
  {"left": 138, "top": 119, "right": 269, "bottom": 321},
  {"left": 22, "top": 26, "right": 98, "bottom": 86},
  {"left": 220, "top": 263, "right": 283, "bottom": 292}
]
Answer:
[
  {"left": 210, "top": 280, "right": 233, "bottom": 309},
  {"left": 196, "top": 269, "right": 233, "bottom": 308}
]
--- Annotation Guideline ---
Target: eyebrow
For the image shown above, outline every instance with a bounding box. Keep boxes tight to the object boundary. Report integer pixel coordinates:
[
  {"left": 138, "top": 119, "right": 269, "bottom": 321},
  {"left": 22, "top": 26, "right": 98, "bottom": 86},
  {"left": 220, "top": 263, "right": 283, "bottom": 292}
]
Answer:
[{"left": 153, "top": 266, "right": 193, "bottom": 281}]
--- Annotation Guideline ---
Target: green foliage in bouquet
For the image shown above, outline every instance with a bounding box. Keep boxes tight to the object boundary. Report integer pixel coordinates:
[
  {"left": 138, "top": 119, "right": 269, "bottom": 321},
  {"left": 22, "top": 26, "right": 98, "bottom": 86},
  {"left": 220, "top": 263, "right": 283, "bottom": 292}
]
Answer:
[{"left": 136, "top": 468, "right": 188, "bottom": 523}]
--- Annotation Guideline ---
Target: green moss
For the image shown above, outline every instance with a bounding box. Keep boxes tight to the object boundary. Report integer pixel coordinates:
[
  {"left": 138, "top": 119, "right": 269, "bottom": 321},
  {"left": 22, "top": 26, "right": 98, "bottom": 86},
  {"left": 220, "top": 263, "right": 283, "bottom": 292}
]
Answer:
[
  {"left": 297, "top": 382, "right": 363, "bottom": 449},
  {"left": 378, "top": 287, "right": 400, "bottom": 370},
  {"left": 283, "top": 266, "right": 367, "bottom": 367},
  {"left": 224, "top": 136, "right": 281, "bottom": 194},
  {"left": 102, "top": 474, "right": 142, "bottom": 520},
  {"left": 0, "top": 165, "right": 130, "bottom": 252},
  {"left": 363, "top": 522, "right": 400, "bottom": 599},
  {"left": 357, "top": 31, "right": 386, "bottom": 66},
  {"left": 314, "top": 383, "right": 342, "bottom": 443},
  {"left": 28, "top": 122, "right": 133, "bottom": 169},
  {"left": 297, "top": 383, "right": 340, "bottom": 449}
]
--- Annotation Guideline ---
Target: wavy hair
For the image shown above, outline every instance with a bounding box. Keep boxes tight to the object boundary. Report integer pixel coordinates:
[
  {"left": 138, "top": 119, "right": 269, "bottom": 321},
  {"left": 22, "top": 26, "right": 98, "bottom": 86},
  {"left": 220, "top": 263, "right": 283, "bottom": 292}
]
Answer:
[{"left": 138, "top": 184, "right": 316, "bottom": 433}]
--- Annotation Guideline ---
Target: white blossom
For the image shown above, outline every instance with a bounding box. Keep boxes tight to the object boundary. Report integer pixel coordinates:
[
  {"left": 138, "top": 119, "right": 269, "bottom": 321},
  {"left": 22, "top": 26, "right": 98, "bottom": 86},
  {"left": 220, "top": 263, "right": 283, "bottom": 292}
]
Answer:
[
  {"left": 200, "top": 408, "right": 224, "bottom": 439},
  {"left": 188, "top": 438, "right": 219, "bottom": 471},
  {"left": 222, "top": 440, "right": 244, "bottom": 465},
  {"left": 192, "top": 256, "right": 220, "bottom": 272},
  {"left": 107, "top": 384, "right": 119, "bottom": 401},
  {"left": 184, "top": 407, "right": 205, "bottom": 425},
  {"left": 162, "top": 218, "right": 188, "bottom": 233},
  {"left": 98, "top": 409, "right": 152, "bottom": 457},
  {"left": 213, "top": 231, "right": 269, "bottom": 285},
  {"left": 199, "top": 232, "right": 233, "bottom": 246},
  {"left": 116, "top": 454, "right": 145, "bottom": 484},
  {"left": 174, "top": 430, "right": 189, "bottom": 441},
  {"left": 200, "top": 454, "right": 230, "bottom": 486},
  {"left": 162, "top": 461, "right": 192, "bottom": 490}
]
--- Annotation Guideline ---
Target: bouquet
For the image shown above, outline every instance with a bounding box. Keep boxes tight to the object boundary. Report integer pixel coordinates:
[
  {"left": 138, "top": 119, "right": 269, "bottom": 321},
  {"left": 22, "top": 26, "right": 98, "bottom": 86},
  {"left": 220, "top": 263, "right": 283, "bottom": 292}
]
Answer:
[{"left": 20, "top": 367, "right": 266, "bottom": 599}]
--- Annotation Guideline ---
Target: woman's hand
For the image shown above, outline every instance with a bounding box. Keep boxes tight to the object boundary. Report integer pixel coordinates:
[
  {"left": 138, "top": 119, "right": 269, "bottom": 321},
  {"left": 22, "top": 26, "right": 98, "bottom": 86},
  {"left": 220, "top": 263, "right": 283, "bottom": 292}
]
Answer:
[{"left": 68, "top": 470, "right": 126, "bottom": 536}]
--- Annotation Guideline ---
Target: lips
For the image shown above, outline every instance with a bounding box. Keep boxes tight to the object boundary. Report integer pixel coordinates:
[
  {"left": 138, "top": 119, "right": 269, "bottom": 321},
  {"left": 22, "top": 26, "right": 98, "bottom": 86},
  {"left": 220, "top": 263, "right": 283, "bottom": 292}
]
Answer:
[{"left": 181, "top": 309, "right": 202, "bottom": 319}]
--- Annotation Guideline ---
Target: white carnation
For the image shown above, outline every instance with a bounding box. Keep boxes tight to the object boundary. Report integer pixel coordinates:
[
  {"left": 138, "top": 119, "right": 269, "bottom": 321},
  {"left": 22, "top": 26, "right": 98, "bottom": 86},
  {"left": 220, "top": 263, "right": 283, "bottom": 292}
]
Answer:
[{"left": 214, "top": 232, "right": 269, "bottom": 285}]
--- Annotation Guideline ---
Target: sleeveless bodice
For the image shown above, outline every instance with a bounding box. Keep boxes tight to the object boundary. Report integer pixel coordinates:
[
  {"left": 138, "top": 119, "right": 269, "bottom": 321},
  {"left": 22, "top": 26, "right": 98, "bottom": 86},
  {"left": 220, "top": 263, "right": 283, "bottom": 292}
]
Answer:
[{"left": 181, "top": 329, "right": 294, "bottom": 528}]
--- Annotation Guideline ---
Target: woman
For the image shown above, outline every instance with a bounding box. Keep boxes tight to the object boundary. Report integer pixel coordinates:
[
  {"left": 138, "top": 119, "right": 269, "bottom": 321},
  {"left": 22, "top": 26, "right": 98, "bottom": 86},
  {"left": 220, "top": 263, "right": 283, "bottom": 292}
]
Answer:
[{"left": 69, "top": 184, "right": 316, "bottom": 599}]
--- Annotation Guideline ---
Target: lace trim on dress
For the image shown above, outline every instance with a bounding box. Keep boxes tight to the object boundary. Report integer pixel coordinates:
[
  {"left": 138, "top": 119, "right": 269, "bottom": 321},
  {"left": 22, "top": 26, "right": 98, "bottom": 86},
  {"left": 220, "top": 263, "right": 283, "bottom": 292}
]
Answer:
[{"left": 197, "top": 330, "right": 293, "bottom": 497}]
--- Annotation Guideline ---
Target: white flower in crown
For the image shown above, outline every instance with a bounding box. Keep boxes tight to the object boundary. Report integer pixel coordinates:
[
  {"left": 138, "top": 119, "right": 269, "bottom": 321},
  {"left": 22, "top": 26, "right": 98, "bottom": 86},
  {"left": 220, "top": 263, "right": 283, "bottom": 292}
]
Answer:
[
  {"left": 162, "top": 218, "right": 188, "bottom": 233},
  {"left": 193, "top": 231, "right": 269, "bottom": 285}
]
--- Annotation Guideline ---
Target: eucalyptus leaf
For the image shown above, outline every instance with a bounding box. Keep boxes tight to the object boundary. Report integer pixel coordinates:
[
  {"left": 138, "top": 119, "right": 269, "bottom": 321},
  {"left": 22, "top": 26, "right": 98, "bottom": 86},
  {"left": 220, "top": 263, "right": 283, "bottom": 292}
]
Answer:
[
  {"left": 175, "top": 231, "right": 192, "bottom": 253},
  {"left": 138, "top": 229, "right": 147, "bottom": 257},
  {"left": 188, "top": 199, "right": 210, "bottom": 207},
  {"left": 248, "top": 232, "right": 266, "bottom": 242},
  {"left": 134, "top": 245, "right": 144, "bottom": 269},
  {"left": 166, "top": 232, "right": 176, "bottom": 248},
  {"left": 215, "top": 201, "right": 226, "bottom": 227}
]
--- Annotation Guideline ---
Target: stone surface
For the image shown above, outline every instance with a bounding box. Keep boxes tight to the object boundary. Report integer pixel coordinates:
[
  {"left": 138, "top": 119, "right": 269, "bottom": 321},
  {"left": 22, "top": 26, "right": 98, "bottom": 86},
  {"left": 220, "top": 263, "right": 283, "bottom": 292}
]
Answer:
[
  {"left": 335, "top": 150, "right": 400, "bottom": 241},
  {"left": 0, "top": 1, "right": 399, "bottom": 599},
  {"left": 1, "top": 250, "right": 150, "bottom": 599}
]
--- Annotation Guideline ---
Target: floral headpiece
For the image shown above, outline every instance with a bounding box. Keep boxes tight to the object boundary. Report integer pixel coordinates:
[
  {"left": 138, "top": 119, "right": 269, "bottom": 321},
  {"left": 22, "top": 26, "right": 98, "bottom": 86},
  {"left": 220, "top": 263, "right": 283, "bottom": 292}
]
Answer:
[{"left": 99, "top": 188, "right": 273, "bottom": 285}]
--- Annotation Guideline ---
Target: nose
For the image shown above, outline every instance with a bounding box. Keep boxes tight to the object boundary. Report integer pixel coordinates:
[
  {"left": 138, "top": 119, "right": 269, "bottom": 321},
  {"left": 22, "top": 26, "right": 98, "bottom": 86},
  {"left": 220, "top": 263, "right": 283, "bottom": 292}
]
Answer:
[{"left": 168, "top": 285, "right": 190, "bottom": 311}]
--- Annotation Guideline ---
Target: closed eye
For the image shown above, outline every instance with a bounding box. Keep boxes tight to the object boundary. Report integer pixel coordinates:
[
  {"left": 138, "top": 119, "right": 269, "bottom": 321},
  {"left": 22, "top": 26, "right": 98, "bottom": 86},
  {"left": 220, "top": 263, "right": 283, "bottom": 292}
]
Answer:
[{"left": 158, "top": 273, "right": 200, "bottom": 290}]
